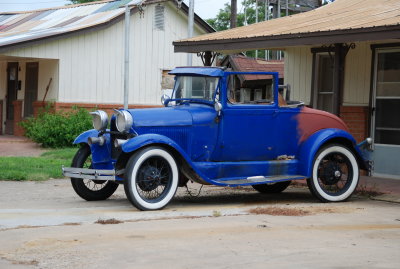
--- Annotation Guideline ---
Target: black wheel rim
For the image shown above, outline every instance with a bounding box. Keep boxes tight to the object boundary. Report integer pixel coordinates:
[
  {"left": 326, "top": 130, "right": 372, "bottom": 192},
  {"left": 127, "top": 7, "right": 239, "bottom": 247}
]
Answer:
[
  {"left": 136, "top": 156, "right": 172, "bottom": 203},
  {"left": 317, "top": 152, "right": 353, "bottom": 196},
  {"left": 82, "top": 153, "right": 108, "bottom": 191}
]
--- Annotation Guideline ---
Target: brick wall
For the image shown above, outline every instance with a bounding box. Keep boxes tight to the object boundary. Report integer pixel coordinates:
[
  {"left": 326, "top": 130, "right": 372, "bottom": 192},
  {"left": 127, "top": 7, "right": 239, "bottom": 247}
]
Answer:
[
  {"left": 12, "top": 100, "right": 24, "bottom": 136},
  {"left": 53, "top": 102, "right": 161, "bottom": 116},
  {"left": 0, "top": 100, "right": 2, "bottom": 134},
  {"left": 339, "top": 106, "right": 369, "bottom": 143},
  {"left": 33, "top": 102, "right": 161, "bottom": 118}
]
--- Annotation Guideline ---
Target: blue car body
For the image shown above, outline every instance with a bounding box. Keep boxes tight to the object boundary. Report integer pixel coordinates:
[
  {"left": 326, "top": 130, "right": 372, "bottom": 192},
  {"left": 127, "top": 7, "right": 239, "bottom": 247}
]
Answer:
[{"left": 72, "top": 67, "right": 369, "bottom": 187}]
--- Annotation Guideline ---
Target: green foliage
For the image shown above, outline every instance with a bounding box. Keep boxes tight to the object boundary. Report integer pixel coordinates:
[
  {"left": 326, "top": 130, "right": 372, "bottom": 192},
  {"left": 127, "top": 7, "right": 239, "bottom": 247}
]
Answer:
[
  {"left": 0, "top": 148, "right": 77, "bottom": 181},
  {"left": 20, "top": 107, "right": 92, "bottom": 148},
  {"left": 69, "top": 0, "right": 98, "bottom": 4}
]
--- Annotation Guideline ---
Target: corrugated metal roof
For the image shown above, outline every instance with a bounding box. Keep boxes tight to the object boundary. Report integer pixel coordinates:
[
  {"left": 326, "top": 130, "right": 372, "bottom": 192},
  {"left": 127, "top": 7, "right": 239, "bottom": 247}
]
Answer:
[
  {"left": 229, "top": 55, "right": 284, "bottom": 79},
  {"left": 0, "top": 0, "right": 142, "bottom": 48},
  {"left": 174, "top": 0, "right": 400, "bottom": 53}
]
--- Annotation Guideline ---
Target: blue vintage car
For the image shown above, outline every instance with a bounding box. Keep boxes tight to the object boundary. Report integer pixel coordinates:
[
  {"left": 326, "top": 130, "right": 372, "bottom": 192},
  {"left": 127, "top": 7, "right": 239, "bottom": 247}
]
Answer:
[{"left": 63, "top": 67, "right": 371, "bottom": 211}]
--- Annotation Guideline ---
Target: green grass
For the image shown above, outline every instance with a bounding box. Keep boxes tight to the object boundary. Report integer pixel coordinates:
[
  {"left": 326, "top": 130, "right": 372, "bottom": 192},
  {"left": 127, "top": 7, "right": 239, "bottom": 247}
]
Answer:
[{"left": 0, "top": 148, "right": 77, "bottom": 181}]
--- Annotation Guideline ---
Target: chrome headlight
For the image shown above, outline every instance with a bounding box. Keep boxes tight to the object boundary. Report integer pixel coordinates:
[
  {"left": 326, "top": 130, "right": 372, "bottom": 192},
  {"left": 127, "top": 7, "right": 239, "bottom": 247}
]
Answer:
[
  {"left": 115, "top": 110, "right": 133, "bottom": 133},
  {"left": 89, "top": 110, "right": 108, "bottom": 131}
]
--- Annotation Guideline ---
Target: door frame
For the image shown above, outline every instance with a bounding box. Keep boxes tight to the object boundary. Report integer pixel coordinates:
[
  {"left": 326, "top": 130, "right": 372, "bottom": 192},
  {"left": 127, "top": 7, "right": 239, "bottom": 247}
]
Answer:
[
  {"left": 370, "top": 44, "right": 400, "bottom": 178},
  {"left": 24, "top": 62, "right": 39, "bottom": 118},
  {"left": 370, "top": 46, "right": 400, "bottom": 146}
]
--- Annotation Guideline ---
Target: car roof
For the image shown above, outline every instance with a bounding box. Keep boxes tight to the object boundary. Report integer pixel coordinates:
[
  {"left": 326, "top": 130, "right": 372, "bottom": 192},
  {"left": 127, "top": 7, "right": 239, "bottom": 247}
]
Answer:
[{"left": 169, "top": 67, "right": 224, "bottom": 77}]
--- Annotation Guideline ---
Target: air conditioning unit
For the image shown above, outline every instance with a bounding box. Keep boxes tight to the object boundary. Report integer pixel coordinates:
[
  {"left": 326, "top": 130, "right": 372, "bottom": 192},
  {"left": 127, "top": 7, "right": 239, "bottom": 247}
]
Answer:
[{"left": 240, "top": 88, "right": 251, "bottom": 103}]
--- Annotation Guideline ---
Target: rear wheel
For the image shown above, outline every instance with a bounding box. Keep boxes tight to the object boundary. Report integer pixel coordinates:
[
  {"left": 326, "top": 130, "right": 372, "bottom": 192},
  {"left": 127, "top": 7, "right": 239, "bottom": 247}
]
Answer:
[
  {"left": 307, "top": 144, "right": 359, "bottom": 202},
  {"left": 252, "top": 181, "right": 291, "bottom": 193},
  {"left": 70, "top": 145, "right": 118, "bottom": 201},
  {"left": 124, "top": 147, "right": 179, "bottom": 211}
]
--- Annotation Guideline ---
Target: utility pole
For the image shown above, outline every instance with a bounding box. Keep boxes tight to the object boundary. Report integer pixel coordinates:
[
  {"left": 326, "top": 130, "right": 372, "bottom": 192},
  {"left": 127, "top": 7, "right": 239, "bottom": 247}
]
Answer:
[
  {"left": 123, "top": 4, "right": 130, "bottom": 109},
  {"left": 265, "top": 0, "right": 270, "bottom": 60},
  {"left": 231, "top": 0, "right": 237, "bottom": 28},
  {"left": 187, "top": 0, "right": 194, "bottom": 66},
  {"left": 255, "top": 0, "right": 258, "bottom": 58}
]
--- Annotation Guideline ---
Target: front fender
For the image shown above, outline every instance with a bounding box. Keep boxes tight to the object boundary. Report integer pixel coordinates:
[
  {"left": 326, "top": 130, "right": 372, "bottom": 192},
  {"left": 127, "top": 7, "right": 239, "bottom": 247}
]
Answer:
[
  {"left": 122, "top": 134, "right": 191, "bottom": 159},
  {"left": 298, "top": 128, "right": 358, "bottom": 177},
  {"left": 121, "top": 134, "right": 213, "bottom": 183},
  {"left": 73, "top": 129, "right": 112, "bottom": 166},
  {"left": 73, "top": 129, "right": 99, "bottom": 145}
]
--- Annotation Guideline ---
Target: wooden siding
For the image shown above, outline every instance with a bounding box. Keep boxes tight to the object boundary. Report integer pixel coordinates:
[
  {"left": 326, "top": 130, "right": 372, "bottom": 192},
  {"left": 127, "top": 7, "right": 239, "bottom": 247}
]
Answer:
[
  {"left": 343, "top": 42, "right": 372, "bottom": 106},
  {"left": 2, "top": 2, "right": 205, "bottom": 105},
  {"left": 284, "top": 46, "right": 313, "bottom": 105}
]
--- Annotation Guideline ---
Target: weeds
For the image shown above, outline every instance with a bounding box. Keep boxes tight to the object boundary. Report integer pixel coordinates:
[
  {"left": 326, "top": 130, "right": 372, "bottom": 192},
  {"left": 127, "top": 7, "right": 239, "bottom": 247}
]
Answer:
[
  {"left": 355, "top": 183, "right": 384, "bottom": 197},
  {"left": 212, "top": 210, "right": 222, "bottom": 217}
]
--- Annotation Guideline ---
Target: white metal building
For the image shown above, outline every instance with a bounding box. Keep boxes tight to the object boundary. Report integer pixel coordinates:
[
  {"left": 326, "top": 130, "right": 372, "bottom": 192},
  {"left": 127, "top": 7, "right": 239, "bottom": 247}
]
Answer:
[{"left": 0, "top": 0, "right": 213, "bottom": 135}]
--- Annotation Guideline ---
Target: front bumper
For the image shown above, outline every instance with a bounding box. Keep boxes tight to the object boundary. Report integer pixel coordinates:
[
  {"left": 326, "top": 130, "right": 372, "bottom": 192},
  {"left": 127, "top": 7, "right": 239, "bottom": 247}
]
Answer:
[{"left": 62, "top": 166, "right": 123, "bottom": 181}]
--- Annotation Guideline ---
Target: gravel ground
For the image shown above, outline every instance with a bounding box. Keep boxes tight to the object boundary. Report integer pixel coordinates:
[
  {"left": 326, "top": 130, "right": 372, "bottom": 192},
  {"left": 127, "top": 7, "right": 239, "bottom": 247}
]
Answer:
[{"left": 0, "top": 179, "right": 399, "bottom": 269}]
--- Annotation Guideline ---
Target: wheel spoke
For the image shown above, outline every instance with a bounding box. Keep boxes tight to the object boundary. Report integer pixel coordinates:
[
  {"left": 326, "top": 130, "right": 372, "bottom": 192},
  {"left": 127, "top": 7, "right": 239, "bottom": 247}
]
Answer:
[{"left": 135, "top": 156, "right": 172, "bottom": 202}]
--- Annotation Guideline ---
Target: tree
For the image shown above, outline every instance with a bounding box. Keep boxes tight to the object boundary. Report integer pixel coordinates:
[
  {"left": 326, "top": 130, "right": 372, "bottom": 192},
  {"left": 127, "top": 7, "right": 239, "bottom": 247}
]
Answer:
[{"left": 206, "top": 0, "right": 327, "bottom": 58}]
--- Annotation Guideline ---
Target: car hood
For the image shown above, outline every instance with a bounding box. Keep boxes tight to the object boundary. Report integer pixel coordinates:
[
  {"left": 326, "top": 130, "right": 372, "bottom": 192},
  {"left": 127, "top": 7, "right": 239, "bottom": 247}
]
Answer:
[{"left": 129, "top": 107, "right": 193, "bottom": 127}]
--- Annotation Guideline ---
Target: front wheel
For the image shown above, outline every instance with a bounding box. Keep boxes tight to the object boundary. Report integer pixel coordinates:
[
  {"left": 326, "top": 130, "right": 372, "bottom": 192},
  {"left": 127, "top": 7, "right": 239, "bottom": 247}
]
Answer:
[
  {"left": 70, "top": 145, "right": 118, "bottom": 201},
  {"left": 124, "top": 147, "right": 179, "bottom": 211},
  {"left": 307, "top": 144, "right": 359, "bottom": 202}
]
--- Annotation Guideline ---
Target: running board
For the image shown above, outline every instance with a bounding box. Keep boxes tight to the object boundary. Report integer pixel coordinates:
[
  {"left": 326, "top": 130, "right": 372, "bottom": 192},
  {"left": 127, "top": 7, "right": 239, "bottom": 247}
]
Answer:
[{"left": 211, "top": 175, "right": 306, "bottom": 187}]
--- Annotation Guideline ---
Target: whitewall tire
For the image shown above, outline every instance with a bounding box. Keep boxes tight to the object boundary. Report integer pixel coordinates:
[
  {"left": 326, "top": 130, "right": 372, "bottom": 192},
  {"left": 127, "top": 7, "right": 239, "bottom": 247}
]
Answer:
[
  {"left": 124, "top": 147, "right": 179, "bottom": 210},
  {"left": 307, "top": 144, "right": 359, "bottom": 202}
]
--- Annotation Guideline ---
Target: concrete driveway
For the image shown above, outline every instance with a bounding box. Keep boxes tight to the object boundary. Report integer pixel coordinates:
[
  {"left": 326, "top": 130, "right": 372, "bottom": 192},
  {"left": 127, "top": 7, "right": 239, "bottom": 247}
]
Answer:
[{"left": 0, "top": 179, "right": 399, "bottom": 269}]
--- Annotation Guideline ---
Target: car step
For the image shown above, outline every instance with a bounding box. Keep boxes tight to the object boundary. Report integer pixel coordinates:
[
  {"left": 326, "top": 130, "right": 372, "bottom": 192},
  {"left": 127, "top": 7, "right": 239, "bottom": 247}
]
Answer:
[{"left": 212, "top": 175, "right": 306, "bottom": 187}]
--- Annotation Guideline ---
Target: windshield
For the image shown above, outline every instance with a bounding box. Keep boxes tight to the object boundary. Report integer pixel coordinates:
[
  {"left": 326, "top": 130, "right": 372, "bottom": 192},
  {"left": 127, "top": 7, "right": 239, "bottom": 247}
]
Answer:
[{"left": 173, "top": 76, "right": 219, "bottom": 102}]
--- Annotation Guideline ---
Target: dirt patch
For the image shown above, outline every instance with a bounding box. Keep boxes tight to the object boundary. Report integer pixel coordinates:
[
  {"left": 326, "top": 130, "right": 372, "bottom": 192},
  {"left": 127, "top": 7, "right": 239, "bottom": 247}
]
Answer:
[
  {"left": 248, "top": 205, "right": 359, "bottom": 216},
  {"left": 95, "top": 218, "right": 124, "bottom": 225},
  {"left": 62, "top": 222, "right": 81, "bottom": 226},
  {"left": 12, "top": 259, "right": 39, "bottom": 266},
  {"left": 249, "top": 207, "right": 311, "bottom": 216}
]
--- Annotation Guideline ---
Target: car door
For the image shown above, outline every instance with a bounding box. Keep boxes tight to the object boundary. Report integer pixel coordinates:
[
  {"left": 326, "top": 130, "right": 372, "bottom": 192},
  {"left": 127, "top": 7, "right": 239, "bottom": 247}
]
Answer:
[{"left": 213, "top": 73, "right": 279, "bottom": 162}]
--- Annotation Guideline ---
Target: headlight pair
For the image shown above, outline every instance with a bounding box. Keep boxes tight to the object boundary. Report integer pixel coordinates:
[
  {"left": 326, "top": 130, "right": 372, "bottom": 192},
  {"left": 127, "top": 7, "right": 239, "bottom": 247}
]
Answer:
[{"left": 89, "top": 110, "right": 133, "bottom": 133}]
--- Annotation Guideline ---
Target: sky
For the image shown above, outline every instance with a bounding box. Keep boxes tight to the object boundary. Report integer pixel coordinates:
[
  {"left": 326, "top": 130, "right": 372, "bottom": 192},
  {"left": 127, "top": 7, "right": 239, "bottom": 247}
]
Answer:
[{"left": 0, "top": 0, "right": 238, "bottom": 19}]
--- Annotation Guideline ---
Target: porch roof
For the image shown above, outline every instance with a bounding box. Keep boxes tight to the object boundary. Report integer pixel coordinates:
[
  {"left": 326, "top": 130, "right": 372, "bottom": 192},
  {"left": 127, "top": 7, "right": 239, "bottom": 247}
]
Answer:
[{"left": 173, "top": 0, "right": 400, "bottom": 53}]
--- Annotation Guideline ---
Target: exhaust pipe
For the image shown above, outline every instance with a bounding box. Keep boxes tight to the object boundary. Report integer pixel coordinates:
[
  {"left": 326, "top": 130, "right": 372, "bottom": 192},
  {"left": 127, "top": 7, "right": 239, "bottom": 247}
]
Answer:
[
  {"left": 114, "top": 139, "right": 128, "bottom": 148},
  {"left": 88, "top": 136, "right": 105, "bottom": 146}
]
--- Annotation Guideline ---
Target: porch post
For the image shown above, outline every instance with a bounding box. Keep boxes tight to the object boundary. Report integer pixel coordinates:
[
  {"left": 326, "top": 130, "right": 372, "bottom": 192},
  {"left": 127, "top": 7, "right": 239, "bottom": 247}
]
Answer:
[
  {"left": 204, "top": 51, "right": 212, "bottom": 66},
  {"left": 333, "top": 43, "right": 346, "bottom": 116},
  {"left": 12, "top": 100, "right": 24, "bottom": 136}
]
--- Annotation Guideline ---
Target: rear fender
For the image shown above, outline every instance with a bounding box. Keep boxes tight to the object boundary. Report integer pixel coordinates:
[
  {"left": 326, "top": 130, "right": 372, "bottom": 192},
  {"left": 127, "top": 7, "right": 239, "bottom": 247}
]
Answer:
[{"left": 298, "top": 128, "right": 360, "bottom": 177}]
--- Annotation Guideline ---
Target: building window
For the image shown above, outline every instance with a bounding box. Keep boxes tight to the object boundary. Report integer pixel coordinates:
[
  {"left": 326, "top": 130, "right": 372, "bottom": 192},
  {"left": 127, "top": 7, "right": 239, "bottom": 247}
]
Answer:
[
  {"left": 154, "top": 5, "right": 165, "bottom": 31},
  {"left": 312, "top": 53, "right": 337, "bottom": 114},
  {"left": 373, "top": 49, "right": 400, "bottom": 145}
]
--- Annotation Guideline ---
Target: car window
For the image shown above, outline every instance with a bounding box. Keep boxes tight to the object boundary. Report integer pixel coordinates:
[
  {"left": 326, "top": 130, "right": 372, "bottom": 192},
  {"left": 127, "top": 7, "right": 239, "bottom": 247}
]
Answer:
[
  {"left": 174, "top": 76, "right": 219, "bottom": 101},
  {"left": 227, "top": 74, "right": 274, "bottom": 105}
]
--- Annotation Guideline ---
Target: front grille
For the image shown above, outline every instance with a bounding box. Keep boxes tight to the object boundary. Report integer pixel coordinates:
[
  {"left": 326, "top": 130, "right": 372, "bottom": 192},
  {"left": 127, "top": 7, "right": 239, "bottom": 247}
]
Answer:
[
  {"left": 140, "top": 127, "right": 190, "bottom": 151},
  {"left": 110, "top": 117, "right": 130, "bottom": 160}
]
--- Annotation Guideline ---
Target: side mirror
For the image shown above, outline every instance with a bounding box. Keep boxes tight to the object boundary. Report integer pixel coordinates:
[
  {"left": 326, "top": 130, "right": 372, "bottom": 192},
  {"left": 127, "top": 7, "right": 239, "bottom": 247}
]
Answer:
[
  {"left": 161, "top": 94, "right": 170, "bottom": 107},
  {"left": 214, "top": 101, "right": 222, "bottom": 116}
]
